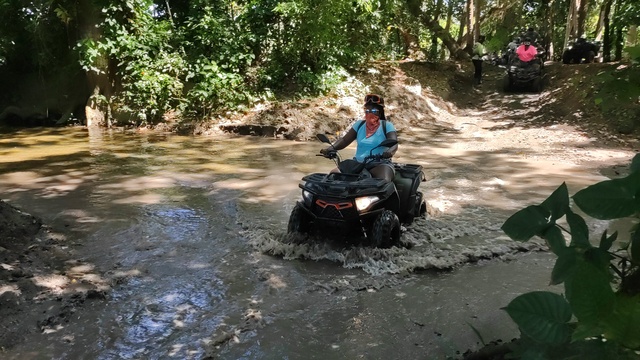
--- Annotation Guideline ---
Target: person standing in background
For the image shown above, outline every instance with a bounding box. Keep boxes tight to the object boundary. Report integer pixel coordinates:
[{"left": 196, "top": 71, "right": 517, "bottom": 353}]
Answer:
[{"left": 472, "top": 35, "right": 487, "bottom": 85}]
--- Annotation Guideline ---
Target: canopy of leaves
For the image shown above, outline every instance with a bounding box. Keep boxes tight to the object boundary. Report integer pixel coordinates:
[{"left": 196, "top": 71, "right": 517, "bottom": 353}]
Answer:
[{"left": 0, "top": 0, "right": 639, "bottom": 122}]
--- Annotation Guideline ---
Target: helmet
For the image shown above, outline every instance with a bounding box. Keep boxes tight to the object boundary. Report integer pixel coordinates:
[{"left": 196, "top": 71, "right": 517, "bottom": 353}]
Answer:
[
  {"left": 524, "top": 37, "right": 532, "bottom": 44},
  {"left": 364, "top": 94, "right": 384, "bottom": 107}
]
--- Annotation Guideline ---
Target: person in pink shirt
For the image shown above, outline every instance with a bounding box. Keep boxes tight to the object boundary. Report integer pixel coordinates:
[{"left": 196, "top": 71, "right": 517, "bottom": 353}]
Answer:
[{"left": 516, "top": 37, "right": 538, "bottom": 64}]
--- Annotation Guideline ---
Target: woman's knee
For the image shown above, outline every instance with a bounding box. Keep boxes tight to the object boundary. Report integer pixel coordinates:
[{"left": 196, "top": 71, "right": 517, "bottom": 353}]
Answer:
[{"left": 371, "top": 165, "right": 394, "bottom": 182}]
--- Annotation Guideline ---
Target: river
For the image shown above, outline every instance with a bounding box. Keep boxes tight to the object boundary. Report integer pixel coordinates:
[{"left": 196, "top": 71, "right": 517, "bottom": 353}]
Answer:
[{"left": 0, "top": 113, "right": 634, "bottom": 359}]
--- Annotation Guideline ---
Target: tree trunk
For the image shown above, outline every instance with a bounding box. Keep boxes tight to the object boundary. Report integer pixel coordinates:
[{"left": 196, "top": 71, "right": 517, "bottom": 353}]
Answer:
[
  {"left": 457, "top": 2, "right": 468, "bottom": 44},
  {"left": 603, "top": 0, "right": 614, "bottom": 61},
  {"left": 400, "top": 28, "right": 422, "bottom": 59},
  {"left": 563, "top": 0, "right": 578, "bottom": 49},
  {"left": 540, "top": 0, "right": 553, "bottom": 59},
  {"left": 548, "top": 0, "right": 555, "bottom": 59},
  {"left": 430, "top": 0, "right": 444, "bottom": 59},
  {"left": 441, "top": 0, "right": 455, "bottom": 59},
  {"left": 615, "top": 25, "right": 623, "bottom": 61},
  {"left": 473, "top": 0, "right": 482, "bottom": 41},
  {"left": 614, "top": 0, "right": 623, "bottom": 61},
  {"left": 577, "top": 0, "right": 589, "bottom": 37},
  {"left": 595, "top": 1, "right": 606, "bottom": 41},
  {"left": 422, "top": 17, "right": 468, "bottom": 59},
  {"left": 467, "top": 0, "right": 475, "bottom": 50}
]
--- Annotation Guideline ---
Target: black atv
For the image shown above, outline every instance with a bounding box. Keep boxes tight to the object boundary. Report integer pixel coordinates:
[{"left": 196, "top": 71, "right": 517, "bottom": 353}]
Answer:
[
  {"left": 562, "top": 39, "right": 601, "bottom": 64},
  {"left": 503, "top": 58, "right": 544, "bottom": 93},
  {"left": 287, "top": 134, "right": 427, "bottom": 248}
]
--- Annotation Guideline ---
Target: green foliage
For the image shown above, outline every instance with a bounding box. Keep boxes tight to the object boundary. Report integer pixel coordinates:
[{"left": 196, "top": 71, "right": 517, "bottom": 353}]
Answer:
[
  {"left": 2, "top": 0, "right": 640, "bottom": 122},
  {"left": 501, "top": 153, "right": 640, "bottom": 356},
  {"left": 78, "top": 0, "right": 186, "bottom": 123},
  {"left": 502, "top": 291, "right": 572, "bottom": 345},
  {"left": 626, "top": 45, "right": 640, "bottom": 64},
  {"left": 70, "top": 0, "right": 403, "bottom": 120},
  {"left": 593, "top": 65, "right": 640, "bottom": 134}
]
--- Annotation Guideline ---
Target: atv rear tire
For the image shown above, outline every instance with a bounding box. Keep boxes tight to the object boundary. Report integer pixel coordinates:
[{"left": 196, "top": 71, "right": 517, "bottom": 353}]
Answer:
[
  {"left": 502, "top": 75, "right": 512, "bottom": 92},
  {"left": 586, "top": 51, "right": 595, "bottom": 63},
  {"left": 287, "top": 203, "right": 312, "bottom": 234},
  {"left": 417, "top": 191, "right": 427, "bottom": 217},
  {"left": 369, "top": 210, "right": 401, "bottom": 248}
]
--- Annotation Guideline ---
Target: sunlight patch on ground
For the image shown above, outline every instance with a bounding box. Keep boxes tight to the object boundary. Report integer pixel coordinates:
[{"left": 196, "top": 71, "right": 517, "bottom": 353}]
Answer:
[
  {"left": 0, "top": 284, "right": 21, "bottom": 296},
  {"left": 405, "top": 84, "right": 422, "bottom": 96},
  {"left": 32, "top": 274, "right": 69, "bottom": 294},
  {"left": 113, "top": 193, "right": 167, "bottom": 205}
]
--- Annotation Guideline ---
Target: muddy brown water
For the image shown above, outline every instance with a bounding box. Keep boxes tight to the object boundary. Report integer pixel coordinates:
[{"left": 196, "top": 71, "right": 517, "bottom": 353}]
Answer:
[{"left": 0, "top": 116, "right": 635, "bottom": 359}]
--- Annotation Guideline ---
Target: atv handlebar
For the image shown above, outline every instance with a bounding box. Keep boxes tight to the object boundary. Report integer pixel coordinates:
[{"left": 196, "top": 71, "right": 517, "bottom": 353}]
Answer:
[{"left": 318, "top": 151, "right": 338, "bottom": 159}]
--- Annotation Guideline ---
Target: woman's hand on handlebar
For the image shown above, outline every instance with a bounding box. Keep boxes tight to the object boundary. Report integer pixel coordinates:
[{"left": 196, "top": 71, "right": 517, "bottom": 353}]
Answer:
[
  {"left": 382, "top": 151, "right": 393, "bottom": 159},
  {"left": 320, "top": 147, "right": 337, "bottom": 158}
]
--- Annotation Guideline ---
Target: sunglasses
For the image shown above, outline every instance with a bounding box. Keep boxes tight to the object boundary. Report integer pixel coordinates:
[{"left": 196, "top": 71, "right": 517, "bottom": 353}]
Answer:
[
  {"left": 364, "top": 108, "right": 380, "bottom": 114},
  {"left": 364, "top": 94, "right": 383, "bottom": 105}
]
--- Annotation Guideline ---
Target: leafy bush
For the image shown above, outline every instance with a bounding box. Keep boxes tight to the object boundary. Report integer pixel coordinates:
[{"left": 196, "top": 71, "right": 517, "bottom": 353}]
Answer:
[
  {"left": 594, "top": 65, "right": 640, "bottom": 134},
  {"left": 500, "top": 154, "right": 640, "bottom": 358},
  {"left": 626, "top": 45, "right": 640, "bottom": 64},
  {"left": 78, "top": 1, "right": 185, "bottom": 124}
]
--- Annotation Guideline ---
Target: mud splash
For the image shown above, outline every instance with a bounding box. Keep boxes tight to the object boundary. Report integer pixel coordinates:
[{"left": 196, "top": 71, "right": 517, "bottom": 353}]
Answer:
[{"left": 245, "top": 209, "right": 544, "bottom": 276}]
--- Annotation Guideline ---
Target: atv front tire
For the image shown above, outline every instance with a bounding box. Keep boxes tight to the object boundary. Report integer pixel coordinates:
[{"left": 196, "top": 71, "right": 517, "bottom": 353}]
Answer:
[
  {"left": 287, "top": 203, "right": 312, "bottom": 234},
  {"left": 532, "top": 77, "right": 543, "bottom": 92},
  {"left": 369, "top": 210, "right": 401, "bottom": 248}
]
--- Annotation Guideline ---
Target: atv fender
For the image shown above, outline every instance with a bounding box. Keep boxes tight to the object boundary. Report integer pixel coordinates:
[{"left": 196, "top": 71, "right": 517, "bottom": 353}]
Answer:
[{"left": 393, "top": 163, "right": 425, "bottom": 223}]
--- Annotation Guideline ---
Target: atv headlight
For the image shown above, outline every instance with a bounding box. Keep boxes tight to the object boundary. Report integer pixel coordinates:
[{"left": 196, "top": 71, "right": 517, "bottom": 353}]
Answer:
[
  {"left": 302, "top": 190, "right": 313, "bottom": 206},
  {"left": 355, "top": 196, "right": 379, "bottom": 211}
]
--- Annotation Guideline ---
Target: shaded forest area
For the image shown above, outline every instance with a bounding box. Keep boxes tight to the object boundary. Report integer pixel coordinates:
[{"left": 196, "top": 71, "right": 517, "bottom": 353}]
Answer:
[{"left": 0, "top": 0, "right": 638, "bottom": 130}]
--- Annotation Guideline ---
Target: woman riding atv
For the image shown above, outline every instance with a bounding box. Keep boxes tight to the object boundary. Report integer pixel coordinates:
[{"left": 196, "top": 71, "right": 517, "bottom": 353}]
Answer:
[
  {"left": 516, "top": 37, "right": 540, "bottom": 69},
  {"left": 320, "top": 94, "right": 398, "bottom": 182}
]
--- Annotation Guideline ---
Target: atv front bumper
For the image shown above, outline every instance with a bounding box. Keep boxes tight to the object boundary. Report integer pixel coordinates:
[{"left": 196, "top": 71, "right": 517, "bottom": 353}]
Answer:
[{"left": 296, "top": 200, "right": 385, "bottom": 231}]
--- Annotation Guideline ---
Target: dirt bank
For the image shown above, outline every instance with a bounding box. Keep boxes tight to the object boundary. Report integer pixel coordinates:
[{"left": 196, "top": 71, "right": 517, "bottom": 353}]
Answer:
[
  {"left": 0, "top": 200, "right": 108, "bottom": 349},
  {"left": 188, "top": 60, "right": 639, "bottom": 149}
]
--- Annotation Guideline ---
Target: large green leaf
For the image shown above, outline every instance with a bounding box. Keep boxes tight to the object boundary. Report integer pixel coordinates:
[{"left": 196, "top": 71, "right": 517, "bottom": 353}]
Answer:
[
  {"left": 572, "top": 321, "right": 604, "bottom": 342},
  {"left": 564, "top": 259, "right": 615, "bottom": 324},
  {"left": 583, "top": 247, "right": 613, "bottom": 271},
  {"left": 566, "top": 209, "right": 590, "bottom": 248},
  {"left": 542, "top": 225, "right": 567, "bottom": 255},
  {"left": 631, "top": 230, "right": 640, "bottom": 264},
  {"left": 602, "top": 293, "right": 640, "bottom": 350},
  {"left": 540, "top": 182, "right": 570, "bottom": 221},
  {"left": 502, "top": 205, "right": 551, "bottom": 242},
  {"left": 503, "top": 291, "right": 572, "bottom": 346},
  {"left": 573, "top": 172, "right": 640, "bottom": 220},
  {"left": 551, "top": 248, "right": 578, "bottom": 285},
  {"left": 599, "top": 230, "right": 618, "bottom": 252},
  {"left": 631, "top": 153, "right": 640, "bottom": 174}
]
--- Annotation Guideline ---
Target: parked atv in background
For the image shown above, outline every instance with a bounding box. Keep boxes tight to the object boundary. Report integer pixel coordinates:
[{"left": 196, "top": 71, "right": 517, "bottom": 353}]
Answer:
[
  {"left": 287, "top": 134, "right": 427, "bottom": 248},
  {"left": 562, "top": 38, "right": 601, "bottom": 64}
]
